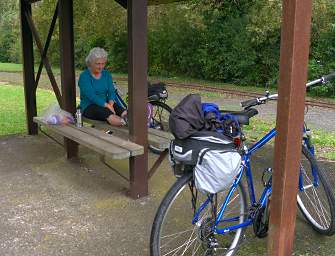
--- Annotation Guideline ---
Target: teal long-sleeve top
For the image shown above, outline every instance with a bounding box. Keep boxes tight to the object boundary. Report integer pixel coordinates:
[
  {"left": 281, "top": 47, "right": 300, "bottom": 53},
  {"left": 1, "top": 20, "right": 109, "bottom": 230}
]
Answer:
[{"left": 78, "top": 69, "right": 117, "bottom": 112}]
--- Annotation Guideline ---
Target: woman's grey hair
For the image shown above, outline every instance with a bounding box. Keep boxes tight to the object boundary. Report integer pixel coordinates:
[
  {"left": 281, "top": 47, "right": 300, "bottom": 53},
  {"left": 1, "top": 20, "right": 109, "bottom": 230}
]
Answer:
[{"left": 85, "top": 47, "right": 108, "bottom": 67}]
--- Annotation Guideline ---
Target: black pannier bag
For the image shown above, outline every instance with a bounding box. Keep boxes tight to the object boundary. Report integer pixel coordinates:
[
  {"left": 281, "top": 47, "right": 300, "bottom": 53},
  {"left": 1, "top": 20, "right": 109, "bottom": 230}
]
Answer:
[
  {"left": 169, "top": 131, "right": 242, "bottom": 194},
  {"left": 148, "top": 82, "right": 168, "bottom": 99},
  {"left": 169, "top": 94, "right": 205, "bottom": 139}
]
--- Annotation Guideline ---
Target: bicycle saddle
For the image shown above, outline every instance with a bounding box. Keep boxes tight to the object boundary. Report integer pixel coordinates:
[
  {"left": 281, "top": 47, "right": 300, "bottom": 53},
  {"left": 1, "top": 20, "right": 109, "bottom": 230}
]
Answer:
[{"left": 221, "top": 108, "right": 258, "bottom": 125}]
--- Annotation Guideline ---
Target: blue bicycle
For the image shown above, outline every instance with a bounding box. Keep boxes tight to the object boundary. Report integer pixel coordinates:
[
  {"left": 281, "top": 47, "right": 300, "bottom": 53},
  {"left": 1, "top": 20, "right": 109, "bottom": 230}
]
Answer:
[
  {"left": 150, "top": 72, "right": 335, "bottom": 256},
  {"left": 114, "top": 82, "right": 172, "bottom": 154}
]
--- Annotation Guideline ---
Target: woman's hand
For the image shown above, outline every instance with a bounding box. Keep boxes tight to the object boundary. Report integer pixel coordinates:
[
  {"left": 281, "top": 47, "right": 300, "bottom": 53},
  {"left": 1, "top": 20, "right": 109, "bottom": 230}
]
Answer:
[{"left": 104, "top": 102, "right": 115, "bottom": 114}]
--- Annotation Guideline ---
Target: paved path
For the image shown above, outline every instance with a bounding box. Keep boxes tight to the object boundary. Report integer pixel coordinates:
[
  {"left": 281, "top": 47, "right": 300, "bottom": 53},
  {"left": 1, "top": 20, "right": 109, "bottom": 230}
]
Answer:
[
  {"left": 1, "top": 71, "right": 335, "bottom": 255},
  {"left": 0, "top": 134, "right": 334, "bottom": 255}
]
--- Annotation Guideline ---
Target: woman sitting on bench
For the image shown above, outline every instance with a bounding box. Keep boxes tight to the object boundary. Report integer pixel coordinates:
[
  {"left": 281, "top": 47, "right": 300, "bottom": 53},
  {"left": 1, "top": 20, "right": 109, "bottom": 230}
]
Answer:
[{"left": 78, "top": 47, "right": 127, "bottom": 126}]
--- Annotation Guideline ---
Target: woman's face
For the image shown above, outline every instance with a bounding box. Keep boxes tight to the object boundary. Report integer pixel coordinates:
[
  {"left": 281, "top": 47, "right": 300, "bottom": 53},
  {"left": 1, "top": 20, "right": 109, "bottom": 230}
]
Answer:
[{"left": 90, "top": 58, "right": 106, "bottom": 74}]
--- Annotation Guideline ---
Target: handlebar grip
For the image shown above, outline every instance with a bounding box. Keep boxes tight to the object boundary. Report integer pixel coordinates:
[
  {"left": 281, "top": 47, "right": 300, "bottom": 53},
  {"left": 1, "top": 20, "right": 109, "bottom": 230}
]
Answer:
[
  {"left": 240, "top": 98, "right": 259, "bottom": 108},
  {"left": 323, "top": 72, "right": 335, "bottom": 83}
]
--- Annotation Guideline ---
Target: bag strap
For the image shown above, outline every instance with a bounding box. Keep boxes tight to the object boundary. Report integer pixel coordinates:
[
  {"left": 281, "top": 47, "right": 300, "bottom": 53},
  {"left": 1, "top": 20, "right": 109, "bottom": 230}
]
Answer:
[{"left": 198, "top": 148, "right": 211, "bottom": 165}]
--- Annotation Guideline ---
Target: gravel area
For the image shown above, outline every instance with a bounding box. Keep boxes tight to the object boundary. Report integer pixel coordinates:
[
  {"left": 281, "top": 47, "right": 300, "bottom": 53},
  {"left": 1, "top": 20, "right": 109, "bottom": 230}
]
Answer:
[{"left": 0, "top": 72, "right": 334, "bottom": 255}]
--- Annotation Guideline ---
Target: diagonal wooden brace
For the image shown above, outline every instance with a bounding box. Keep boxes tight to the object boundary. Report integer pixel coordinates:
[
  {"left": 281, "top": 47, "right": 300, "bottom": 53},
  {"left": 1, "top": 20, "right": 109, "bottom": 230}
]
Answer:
[
  {"left": 35, "top": 2, "right": 59, "bottom": 92},
  {"left": 24, "top": 8, "right": 62, "bottom": 106}
]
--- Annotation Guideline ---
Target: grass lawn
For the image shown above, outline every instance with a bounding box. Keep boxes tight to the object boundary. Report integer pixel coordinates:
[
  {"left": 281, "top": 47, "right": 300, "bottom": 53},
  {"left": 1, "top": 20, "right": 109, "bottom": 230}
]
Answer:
[
  {"left": 0, "top": 62, "right": 129, "bottom": 79},
  {"left": 0, "top": 62, "right": 62, "bottom": 74},
  {"left": 0, "top": 84, "right": 57, "bottom": 135},
  {"left": 0, "top": 63, "right": 24, "bottom": 72},
  {"left": 243, "top": 117, "right": 335, "bottom": 160}
]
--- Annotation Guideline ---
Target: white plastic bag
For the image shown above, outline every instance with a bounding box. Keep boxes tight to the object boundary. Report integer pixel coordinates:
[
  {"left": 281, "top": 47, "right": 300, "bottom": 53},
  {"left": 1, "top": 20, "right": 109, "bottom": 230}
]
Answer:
[
  {"left": 194, "top": 148, "right": 241, "bottom": 194},
  {"left": 41, "top": 103, "right": 75, "bottom": 125}
]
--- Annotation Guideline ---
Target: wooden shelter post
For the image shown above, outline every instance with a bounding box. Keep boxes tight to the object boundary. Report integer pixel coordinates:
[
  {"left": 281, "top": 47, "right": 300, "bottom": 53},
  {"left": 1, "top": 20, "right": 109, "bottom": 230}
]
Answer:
[
  {"left": 268, "top": 0, "right": 312, "bottom": 254},
  {"left": 127, "top": 0, "right": 149, "bottom": 198},
  {"left": 20, "top": 0, "right": 37, "bottom": 135},
  {"left": 58, "top": 0, "right": 78, "bottom": 158}
]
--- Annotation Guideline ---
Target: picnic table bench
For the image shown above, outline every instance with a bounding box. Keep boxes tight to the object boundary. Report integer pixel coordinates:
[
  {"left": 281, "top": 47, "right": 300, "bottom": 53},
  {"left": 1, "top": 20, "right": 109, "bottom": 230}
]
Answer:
[
  {"left": 33, "top": 116, "right": 173, "bottom": 190},
  {"left": 83, "top": 118, "right": 173, "bottom": 179},
  {"left": 84, "top": 118, "right": 172, "bottom": 152}
]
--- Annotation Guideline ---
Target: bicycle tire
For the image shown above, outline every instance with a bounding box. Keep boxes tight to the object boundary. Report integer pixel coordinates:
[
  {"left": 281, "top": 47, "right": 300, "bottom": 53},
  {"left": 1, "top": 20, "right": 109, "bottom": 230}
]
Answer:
[
  {"left": 150, "top": 172, "right": 248, "bottom": 256},
  {"left": 148, "top": 100, "right": 172, "bottom": 154},
  {"left": 297, "top": 145, "right": 335, "bottom": 235}
]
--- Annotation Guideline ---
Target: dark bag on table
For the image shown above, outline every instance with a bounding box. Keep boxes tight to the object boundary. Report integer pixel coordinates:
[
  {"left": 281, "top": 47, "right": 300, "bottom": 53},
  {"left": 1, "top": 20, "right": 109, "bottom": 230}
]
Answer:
[{"left": 148, "top": 82, "right": 168, "bottom": 99}]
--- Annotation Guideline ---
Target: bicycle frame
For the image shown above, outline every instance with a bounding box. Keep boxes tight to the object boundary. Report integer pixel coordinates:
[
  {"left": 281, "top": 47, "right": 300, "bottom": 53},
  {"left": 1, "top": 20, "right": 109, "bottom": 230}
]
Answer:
[
  {"left": 192, "top": 125, "right": 317, "bottom": 235},
  {"left": 115, "top": 89, "right": 128, "bottom": 110}
]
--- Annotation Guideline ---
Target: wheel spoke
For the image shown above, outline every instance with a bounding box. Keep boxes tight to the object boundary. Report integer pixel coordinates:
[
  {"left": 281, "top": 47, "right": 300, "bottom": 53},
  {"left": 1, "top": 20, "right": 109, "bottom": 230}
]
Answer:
[
  {"left": 301, "top": 182, "right": 330, "bottom": 227},
  {"left": 161, "top": 236, "right": 198, "bottom": 256},
  {"left": 301, "top": 167, "right": 330, "bottom": 225},
  {"left": 161, "top": 228, "right": 197, "bottom": 250},
  {"left": 151, "top": 173, "right": 247, "bottom": 256},
  {"left": 297, "top": 146, "right": 335, "bottom": 235}
]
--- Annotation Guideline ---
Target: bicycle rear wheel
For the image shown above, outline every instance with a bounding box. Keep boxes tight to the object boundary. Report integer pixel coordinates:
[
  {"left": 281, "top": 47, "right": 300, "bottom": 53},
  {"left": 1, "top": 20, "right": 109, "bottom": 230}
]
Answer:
[
  {"left": 148, "top": 100, "right": 172, "bottom": 154},
  {"left": 150, "top": 172, "right": 247, "bottom": 256},
  {"left": 297, "top": 145, "right": 335, "bottom": 235}
]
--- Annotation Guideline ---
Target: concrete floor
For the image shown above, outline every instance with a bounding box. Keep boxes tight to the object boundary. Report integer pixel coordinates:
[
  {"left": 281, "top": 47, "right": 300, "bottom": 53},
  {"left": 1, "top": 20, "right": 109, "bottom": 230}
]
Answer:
[{"left": 0, "top": 134, "right": 335, "bottom": 255}]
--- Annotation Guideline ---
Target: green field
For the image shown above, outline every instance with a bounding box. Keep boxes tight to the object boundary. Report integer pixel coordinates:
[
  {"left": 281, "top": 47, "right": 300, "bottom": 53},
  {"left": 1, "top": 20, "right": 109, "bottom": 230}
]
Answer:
[
  {"left": 0, "top": 62, "right": 62, "bottom": 74},
  {"left": 0, "top": 84, "right": 57, "bottom": 135},
  {"left": 0, "top": 62, "right": 24, "bottom": 72}
]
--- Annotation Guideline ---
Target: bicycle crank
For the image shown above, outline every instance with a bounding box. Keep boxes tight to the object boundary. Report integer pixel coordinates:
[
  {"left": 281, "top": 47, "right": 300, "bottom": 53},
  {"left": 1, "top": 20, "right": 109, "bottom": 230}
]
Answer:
[{"left": 253, "top": 203, "right": 270, "bottom": 238}]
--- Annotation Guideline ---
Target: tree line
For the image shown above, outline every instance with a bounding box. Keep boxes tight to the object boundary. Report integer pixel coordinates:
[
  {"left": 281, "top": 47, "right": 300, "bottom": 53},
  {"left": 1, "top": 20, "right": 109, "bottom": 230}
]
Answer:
[{"left": 1, "top": 0, "right": 334, "bottom": 96}]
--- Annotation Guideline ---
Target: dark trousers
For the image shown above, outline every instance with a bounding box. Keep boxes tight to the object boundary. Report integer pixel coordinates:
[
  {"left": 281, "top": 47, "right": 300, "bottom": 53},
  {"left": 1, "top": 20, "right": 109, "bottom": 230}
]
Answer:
[{"left": 83, "top": 103, "right": 125, "bottom": 121}]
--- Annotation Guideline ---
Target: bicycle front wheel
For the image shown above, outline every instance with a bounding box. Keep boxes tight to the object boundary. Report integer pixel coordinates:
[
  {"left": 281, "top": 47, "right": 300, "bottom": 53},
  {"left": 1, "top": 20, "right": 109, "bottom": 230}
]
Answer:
[
  {"left": 148, "top": 100, "right": 172, "bottom": 154},
  {"left": 297, "top": 145, "right": 335, "bottom": 235},
  {"left": 150, "top": 172, "right": 247, "bottom": 256}
]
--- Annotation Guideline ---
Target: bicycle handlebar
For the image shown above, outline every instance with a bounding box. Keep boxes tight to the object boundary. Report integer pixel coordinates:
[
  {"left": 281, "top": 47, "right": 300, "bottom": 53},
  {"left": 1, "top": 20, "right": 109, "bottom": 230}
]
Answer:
[
  {"left": 240, "top": 98, "right": 260, "bottom": 108},
  {"left": 305, "top": 72, "right": 335, "bottom": 87},
  {"left": 240, "top": 71, "right": 335, "bottom": 109},
  {"left": 322, "top": 71, "right": 335, "bottom": 84}
]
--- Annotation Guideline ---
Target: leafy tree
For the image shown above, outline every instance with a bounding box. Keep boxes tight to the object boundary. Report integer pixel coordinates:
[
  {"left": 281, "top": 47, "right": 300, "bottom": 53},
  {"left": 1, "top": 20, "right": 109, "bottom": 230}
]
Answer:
[
  {"left": 1, "top": 0, "right": 334, "bottom": 97},
  {"left": 0, "top": 0, "right": 20, "bottom": 62}
]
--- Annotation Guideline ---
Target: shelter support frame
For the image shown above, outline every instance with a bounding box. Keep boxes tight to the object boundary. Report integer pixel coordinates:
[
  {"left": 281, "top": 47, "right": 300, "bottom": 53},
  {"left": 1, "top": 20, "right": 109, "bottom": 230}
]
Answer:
[
  {"left": 20, "top": 0, "right": 316, "bottom": 252},
  {"left": 20, "top": 0, "right": 151, "bottom": 198},
  {"left": 268, "top": 0, "right": 313, "bottom": 255},
  {"left": 127, "top": 0, "right": 149, "bottom": 198}
]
